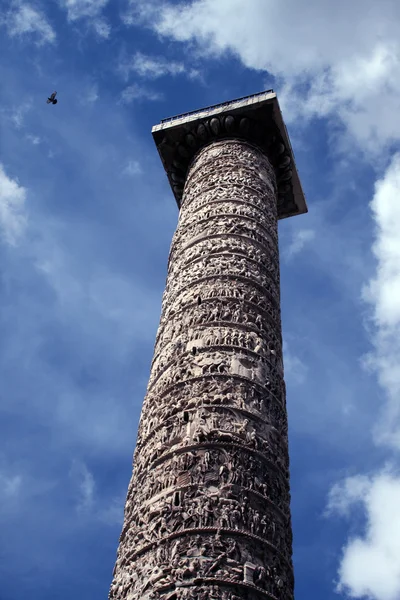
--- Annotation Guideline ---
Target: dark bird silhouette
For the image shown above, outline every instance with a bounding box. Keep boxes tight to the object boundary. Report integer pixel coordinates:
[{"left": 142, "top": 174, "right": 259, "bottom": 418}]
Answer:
[{"left": 46, "top": 91, "right": 58, "bottom": 105}]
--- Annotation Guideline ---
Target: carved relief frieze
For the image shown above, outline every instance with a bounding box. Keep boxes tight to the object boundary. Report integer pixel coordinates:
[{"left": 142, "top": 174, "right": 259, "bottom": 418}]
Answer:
[
  {"left": 171, "top": 215, "right": 278, "bottom": 257},
  {"left": 160, "top": 278, "right": 281, "bottom": 331},
  {"left": 170, "top": 228, "right": 278, "bottom": 264},
  {"left": 177, "top": 199, "right": 271, "bottom": 229},
  {"left": 140, "top": 376, "right": 288, "bottom": 439},
  {"left": 110, "top": 139, "right": 294, "bottom": 600},
  {"left": 177, "top": 185, "right": 276, "bottom": 218},
  {"left": 160, "top": 280, "right": 281, "bottom": 327},
  {"left": 168, "top": 246, "right": 280, "bottom": 287}
]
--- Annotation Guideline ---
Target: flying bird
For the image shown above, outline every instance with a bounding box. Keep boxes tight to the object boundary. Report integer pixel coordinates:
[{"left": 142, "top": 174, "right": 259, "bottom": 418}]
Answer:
[{"left": 46, "top": 91, "right": 58, "bottom": 105}]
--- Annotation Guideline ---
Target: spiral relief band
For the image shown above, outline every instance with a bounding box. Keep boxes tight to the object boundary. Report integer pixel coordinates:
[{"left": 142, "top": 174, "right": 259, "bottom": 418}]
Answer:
[
  {"left": 109, "top": 139, "right": 292, "bottom": 600},
  {"left": 109, "top": 91, "right": 307, "bottom": 600}
]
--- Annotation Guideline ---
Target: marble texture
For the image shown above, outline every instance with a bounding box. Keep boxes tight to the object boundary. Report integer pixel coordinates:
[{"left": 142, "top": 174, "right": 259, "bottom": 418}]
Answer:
[{"left": 109, "top": 140, "right": 294, "bottom": 600}]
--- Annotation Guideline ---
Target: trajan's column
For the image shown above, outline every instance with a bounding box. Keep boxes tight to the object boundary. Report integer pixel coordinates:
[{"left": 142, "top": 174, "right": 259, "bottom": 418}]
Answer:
[{"left": 109, "top": 90, "right": 307, "bottom": 600}]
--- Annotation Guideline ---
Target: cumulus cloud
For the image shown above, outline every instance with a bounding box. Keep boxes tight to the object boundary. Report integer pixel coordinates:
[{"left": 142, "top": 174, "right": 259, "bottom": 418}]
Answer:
[
  {"left": 325, "top": 156, "right": 400, "bottom": 600},
  {"left": 326, "top": 475, "right": 372, "bottom": 518},
  {"left": 328, "top": 470, "right": 400, "bottom": 600},
  {"left": 279, "top": 42, "right": 400, "bottom": 155},
  {"left": 1, "top": 2, "right": 55, "bottom": 45},
  {"left": 0, "top": 163, "right": 28, "bottom": 246},
  {"left": 362, "top": 154, "right": 400, "bottom": 450},
  {"left": 128, "top": 0, "right": 400, "bottom": 153}
]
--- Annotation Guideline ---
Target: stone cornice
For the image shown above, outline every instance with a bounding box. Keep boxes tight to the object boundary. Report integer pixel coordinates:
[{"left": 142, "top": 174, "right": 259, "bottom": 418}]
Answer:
[{"left": 152, "top": 90, "right": 307, "bottom": 220}]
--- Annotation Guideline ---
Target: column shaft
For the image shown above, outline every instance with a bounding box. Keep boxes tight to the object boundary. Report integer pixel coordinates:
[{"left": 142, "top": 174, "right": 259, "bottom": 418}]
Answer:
[{"left": 110, "top": 139, "right": 293, "bottom": 600}]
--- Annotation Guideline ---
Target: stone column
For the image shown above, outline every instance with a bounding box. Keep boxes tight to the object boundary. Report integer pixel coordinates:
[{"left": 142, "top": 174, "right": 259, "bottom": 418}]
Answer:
[{"left": 109, "top": 92, "right": 307, "bottom": 600}]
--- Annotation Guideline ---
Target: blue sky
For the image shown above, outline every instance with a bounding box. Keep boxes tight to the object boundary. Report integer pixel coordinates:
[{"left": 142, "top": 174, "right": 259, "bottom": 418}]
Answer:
[{"left": 1, "top": 1, "right": 400, "bottom": 599}]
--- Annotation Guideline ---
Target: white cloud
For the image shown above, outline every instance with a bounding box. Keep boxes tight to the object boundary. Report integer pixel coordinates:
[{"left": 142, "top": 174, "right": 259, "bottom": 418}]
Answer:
[
  {"left": 324, "top": 156, "right": 400, "bottom": 600},
  {"left": 92, "top": 17, "right": 110, "bottom": 38},
  {"left": 26, "top": 134, "right": 41, "bottom": 145},
  {"left": 120, "top": 83, "right": 163, "bottom": 104},
  {"left": 59, "top": 0, "right": 109, "bottom": 20},
  {"left": 98, "top": 494, "right": 125, "bottom": 526},
  {"left": 58, "top": 0, "right": 111, "bottom": 37},
  {"left": 0, "top": 163, "right": 28, "bottom": 246},
  {"left": 3, "top": 2, "right": 56, "bottom": 45},
  {"left": 0, "top": 472, "right": 22, "bottom": 498},
  {"left": 283, "top": 340, "right": 307, "bottom": 385},
  {"left": 122, "top": 159, "right": 142, "bottom": 176},
  {"left": 328, "top": 469, "right": 400, "bottom": 600},
  {"left": 285, "top": 228, "right": 315, "bottom": 260},
  {"left": 326, "top": 475, "right": 371, "bottom": 517},
  {"left": 0, "top": 101, "right": 32, "bottom": 130},
  {"left": 7, "top": 102, "right": 32, "bottom": 129},
  {"left": 361, "top": 154, "right": 400, "bottom": 450},
  {"left": 364, "top": 155, "right": 400, "bottom": 331},
  {"left": 119, "top": 51, "right": 186, "bottom": 80},
  {"left": 121, "top": 0, "right": 159, "bottom": 26},
  {"left": 69, "top": 461, "right": 95, "bottom": 512},
  {"left": 81, "top": 84, "right": 99, "bottom": 104},
  {"left": 68, "top": 461, "right": 125, "bottom": 524},
  {"left": 132, "top": 0, "right": 400, "bottom": 154},
  {"left": 279, "top": 42, "right": 400, "bottom": 155}
]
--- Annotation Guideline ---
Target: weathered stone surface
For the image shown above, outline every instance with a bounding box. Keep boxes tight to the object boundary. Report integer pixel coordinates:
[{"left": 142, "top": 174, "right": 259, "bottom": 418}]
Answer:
[
  {"left": 109, "top": 140, "right": 294, "bottom": 600},
  {"left": 152, "top": 91, "right": 307, "bottom": 220},
  {"left": 225, "top": 115, "right": 235, "bottom": 132}
]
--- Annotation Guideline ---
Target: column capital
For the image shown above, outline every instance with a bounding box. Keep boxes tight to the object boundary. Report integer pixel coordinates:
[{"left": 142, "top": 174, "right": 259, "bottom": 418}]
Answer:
[{"left": 152, "top": 90, "right": 307, "bottom": 220}]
